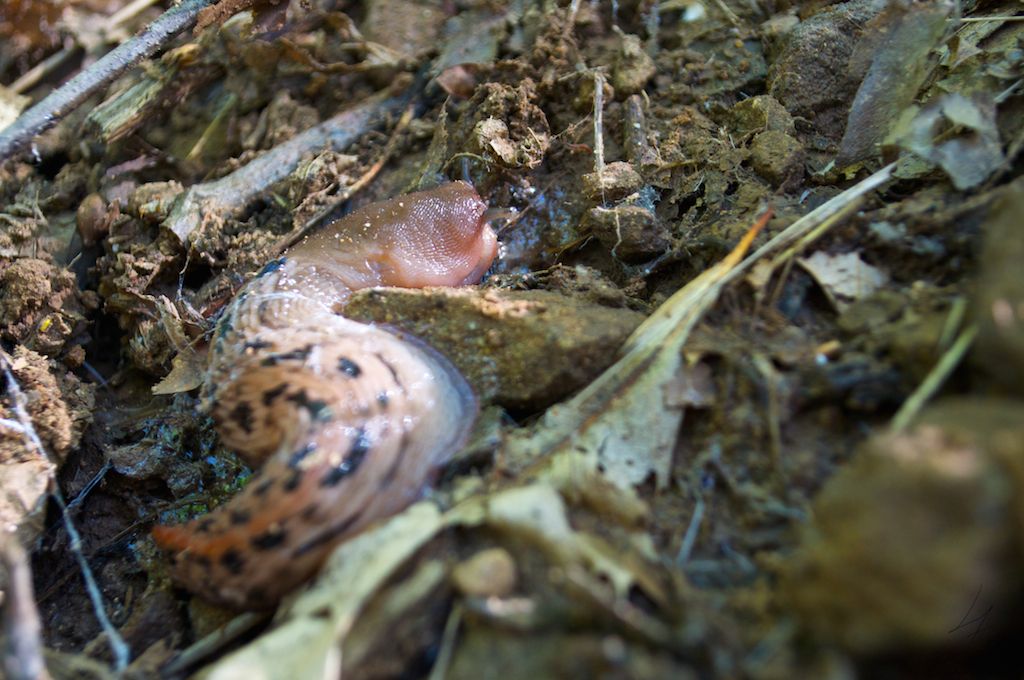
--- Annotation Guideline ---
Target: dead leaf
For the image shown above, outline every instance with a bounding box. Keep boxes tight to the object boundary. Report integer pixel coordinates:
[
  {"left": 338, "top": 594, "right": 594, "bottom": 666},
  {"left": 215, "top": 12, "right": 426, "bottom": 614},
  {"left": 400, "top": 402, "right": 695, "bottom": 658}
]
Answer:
[
  {"left": 798, "top": 250, "right": 890, "bottom": 312},
  {"left": 836, "top": 0, "right": 954, "bottom": 166},
  {"left": 889, "top": 93, "right": 1004, "bottom": 190},
  {"left": 151, "top": 348, "right": 206, "bottom": 395},
  {"left": 504, "top": 213, "right": 768, "bottom": 489}
]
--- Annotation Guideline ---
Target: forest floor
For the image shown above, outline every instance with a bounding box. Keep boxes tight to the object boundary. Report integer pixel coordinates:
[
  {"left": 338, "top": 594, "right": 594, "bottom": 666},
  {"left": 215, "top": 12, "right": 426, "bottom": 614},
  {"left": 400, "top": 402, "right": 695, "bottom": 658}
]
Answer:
[{"left": 2, "top": 0, "right": 1024, "bottom": 678}]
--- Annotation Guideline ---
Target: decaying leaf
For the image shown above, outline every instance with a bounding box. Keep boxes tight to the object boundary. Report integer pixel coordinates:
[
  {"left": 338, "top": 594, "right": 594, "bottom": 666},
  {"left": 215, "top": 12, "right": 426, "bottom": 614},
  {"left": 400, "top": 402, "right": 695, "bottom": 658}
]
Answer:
[
  {"left": 505, "top": 214, "right": 768, "bottom": 489},
  {"left": 889, "top": 92, "right": 1005, "bottom": 190},
  {"left": 0, "top": 84, "right": 28, "bottom": 131},
  {"left": 836, "top": 0, "right": 953, "bottom": 166},
  {"left": 798, "top": 250, "right": 890, "bottom": 312},
  {"left": 151, "top": 348, "right": 206, "bottom": 394}
]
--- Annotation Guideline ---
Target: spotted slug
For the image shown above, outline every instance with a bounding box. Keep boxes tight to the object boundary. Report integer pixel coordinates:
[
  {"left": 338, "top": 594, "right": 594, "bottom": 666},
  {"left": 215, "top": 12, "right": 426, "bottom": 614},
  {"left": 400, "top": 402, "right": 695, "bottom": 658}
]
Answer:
[{"left": 152, "top": 182, "right": 498, "bottom": 609}]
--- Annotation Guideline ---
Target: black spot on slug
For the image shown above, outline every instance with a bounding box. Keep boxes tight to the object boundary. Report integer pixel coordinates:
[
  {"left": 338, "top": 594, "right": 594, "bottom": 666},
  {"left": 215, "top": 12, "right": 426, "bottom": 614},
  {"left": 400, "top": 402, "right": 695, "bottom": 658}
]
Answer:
[
  {"left": 229, "top": 401, "right": 255, "bottom": 434},
  {"left": 253, "top": 478, "right": 275, "bottom": 496},
  {"left": 260, "top": 344, "right": 314, "bottom": 367},
  {"left": 230, "top": 509, "right": 251, "bottom": 526},
  {"left": 287, "top": 442, "right": 317, "bottom": 469},
  {"left": 319, "top": 429, "right": 371, "bottom": 487},
  {"left": 250, "top": 526, "right": 287, "bottom": 550},
  {"left": 261, "top": 383, "right": 288, "bottom": 406},
  {"left": 196, "top": 518, "right": 215, "bottom": 533},
  {"left": 377, "top": 391, "right": 389, "bottom": 408},
  {"left": 220, "top": 548, "right": 245, "bottom": 575},
  {"left": 292, "top": 511, "right": 364, "bottom": 557},
  {"left": 338, "top": 357, "right": 361, "bottom": 378},
  {"left": 256, "top": 257, "right": 287, "bottom": 278},
  {"left": 283, "top": 469, "right": 303, "bottom": 492},
  {"left": 244, "top": 338, "right": 273, "bottom": 352},
  {"left": 285, "top": 388, "right": 331, "bottom": 421}
]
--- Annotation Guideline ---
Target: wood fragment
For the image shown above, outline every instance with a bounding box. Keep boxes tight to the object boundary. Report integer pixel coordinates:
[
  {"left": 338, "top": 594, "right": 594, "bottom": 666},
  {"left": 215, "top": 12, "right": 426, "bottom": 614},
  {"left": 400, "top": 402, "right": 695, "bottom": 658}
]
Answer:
[
  {"left": 0, "top": 352, "right": 131, "bottom": 672},
  {"left": 1, "top": 536, "right": 49, "bottom": 680},
  {"left": 0, "top": 0, "right": 215, "bottom": 161},
  {"left": 164, "top": 88, "right": 412, "bottom": 245}
]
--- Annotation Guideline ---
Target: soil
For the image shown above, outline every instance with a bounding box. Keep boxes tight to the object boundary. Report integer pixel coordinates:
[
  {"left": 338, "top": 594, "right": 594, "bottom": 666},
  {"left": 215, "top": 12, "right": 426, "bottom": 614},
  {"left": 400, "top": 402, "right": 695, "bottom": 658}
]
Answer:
[{"left": 2, "top": 0, "right": 1024, "bottom": 678}]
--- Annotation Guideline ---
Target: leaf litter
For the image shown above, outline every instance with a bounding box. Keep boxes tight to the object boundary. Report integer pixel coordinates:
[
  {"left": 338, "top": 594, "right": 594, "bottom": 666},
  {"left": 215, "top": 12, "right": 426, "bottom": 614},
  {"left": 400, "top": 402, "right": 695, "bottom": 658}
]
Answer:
[{"left": 2, "top": 1, "right": 1024, "bottom": 678}]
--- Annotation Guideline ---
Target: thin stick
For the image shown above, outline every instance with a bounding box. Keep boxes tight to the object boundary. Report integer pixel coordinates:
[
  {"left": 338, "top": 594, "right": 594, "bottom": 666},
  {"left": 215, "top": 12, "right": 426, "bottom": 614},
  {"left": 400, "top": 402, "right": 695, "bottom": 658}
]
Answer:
[
  {"left": 274, "top": 102, "right": 417, "bottom": 253},
  {"left": 0, "top": 0, "right": 214, "bottom": 161},
  {"left": 0, "top": 352, "right": 131, "bottom": 671},
  {"left": 164, "top": 88, "right": 410, "bottom": 245},
  {"left": 890, "top": 324, "right": 978, "bottom": 432},
  {"left": 1, "top": 537, "right": 50, "bottom": 680}
]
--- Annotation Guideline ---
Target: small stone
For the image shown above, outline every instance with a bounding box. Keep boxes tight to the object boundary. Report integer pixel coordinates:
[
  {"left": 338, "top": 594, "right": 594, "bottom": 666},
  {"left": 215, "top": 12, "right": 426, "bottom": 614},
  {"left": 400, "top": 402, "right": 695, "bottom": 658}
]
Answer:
[
  {"left": 749, "top": 130, "right": 804, "bottom": 185},
  {"left": 781, "top": 398, "right": 1024, "bottom": 653},
  {"left": 76, "top": 193, "right": 108, "bottom": 246},
  {"left": 729, "top": 95, "right": 795, "bottom": 136},
  {"left": 612, "top": 33, "right": 656, "bottom": 97},
  {"left": 451, "top": 548, "right": 517, "bottom": 598},
  {"left": 583, "top": 205, "right": 670, "bottom": 263},
  {"left": 344, "top": 288, "right": 645, "bottom": 410},
  {"left": 581, "top": 162, "right": 643, "bottom": 203}
]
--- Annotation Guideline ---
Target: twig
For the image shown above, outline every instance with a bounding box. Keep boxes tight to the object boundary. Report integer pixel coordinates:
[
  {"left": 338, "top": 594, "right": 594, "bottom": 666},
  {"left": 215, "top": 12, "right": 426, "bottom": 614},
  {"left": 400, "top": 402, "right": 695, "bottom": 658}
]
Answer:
[
  {"left": 9, "top": 44, "right": 82, "bottom": 95},
  {"left": 1, "top": 536, "right": 50, "bottom": 680},
  {"left": 890, "top": 324, "right": 978, "bottom": 432},
  {"left": 675, "top": 495, "right": 704, "bottom": 566},
  {"left": 164, "top": 88, "right": 411, "bottom": 245},
  {"left": 274, "top": 102, "right": 418, "bottom": 253},
  {"left": 160, "top": 612, "right": 269, "bottom": 677},
  {"left": 427, "top": 604, "right": 462, "bottom": 680},
  {"left": 0, "top": 352, "right": 131, "bottom": 672},
  {"left": 0, "top": 0, "right": 215, "bottom": 161}
]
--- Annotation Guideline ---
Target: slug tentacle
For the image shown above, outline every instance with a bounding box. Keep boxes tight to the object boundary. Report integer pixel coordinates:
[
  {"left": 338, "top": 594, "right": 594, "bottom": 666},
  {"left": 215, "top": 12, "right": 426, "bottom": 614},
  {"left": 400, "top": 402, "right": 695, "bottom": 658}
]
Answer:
[{"left": 153, "top": 182, "right": 496, "bottom": 610}]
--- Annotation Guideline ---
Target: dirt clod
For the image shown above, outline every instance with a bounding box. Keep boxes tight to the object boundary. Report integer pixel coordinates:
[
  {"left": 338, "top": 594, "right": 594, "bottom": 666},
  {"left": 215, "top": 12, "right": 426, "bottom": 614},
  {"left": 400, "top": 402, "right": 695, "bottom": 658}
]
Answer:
[{"left": 345, "top": 288, "right": 644, "bottom": 410}]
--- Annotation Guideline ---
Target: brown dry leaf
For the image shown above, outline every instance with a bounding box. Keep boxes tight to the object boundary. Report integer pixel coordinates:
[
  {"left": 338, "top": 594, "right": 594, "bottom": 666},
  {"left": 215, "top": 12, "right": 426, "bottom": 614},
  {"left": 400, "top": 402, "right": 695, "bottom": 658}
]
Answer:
[
  {"left": 0, "top": 83, "right": 29, "bottom": 131},
  {"left": 889, "top": 93, "right": 1005, "bottom": 190},
  {"left": 836, "top": 0, "right": 954, "bottom": 166},
  {"left": 504, "top": 216, "right": 767, "bottom": 489},
  {"left": 151, "top": 348, "right": 206, "bottom": 394},
  {"left": 797, "top": 250, "right": 890, "bottom": 312}
]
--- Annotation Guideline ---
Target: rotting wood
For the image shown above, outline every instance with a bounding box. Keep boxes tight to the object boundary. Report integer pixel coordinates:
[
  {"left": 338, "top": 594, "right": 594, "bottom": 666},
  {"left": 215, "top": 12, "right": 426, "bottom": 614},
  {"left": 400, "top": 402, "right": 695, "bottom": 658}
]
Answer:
[
  {"left": 163, "top": 86, "right": 413, "bottom": 246},
  {"left": 0, "top": 0, "right": 215, "bottom": 161}
]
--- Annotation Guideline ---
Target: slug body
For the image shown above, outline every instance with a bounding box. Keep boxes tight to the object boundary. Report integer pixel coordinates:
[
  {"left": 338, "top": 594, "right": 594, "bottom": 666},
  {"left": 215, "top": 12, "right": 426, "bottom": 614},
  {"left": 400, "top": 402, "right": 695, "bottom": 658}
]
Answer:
[{"left": 153, "top": 182, "right": 498, "bottom": 609}]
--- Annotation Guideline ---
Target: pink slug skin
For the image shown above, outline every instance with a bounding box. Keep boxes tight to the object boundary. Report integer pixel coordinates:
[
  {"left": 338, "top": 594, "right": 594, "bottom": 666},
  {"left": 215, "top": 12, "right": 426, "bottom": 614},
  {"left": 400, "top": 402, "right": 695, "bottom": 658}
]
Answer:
[{"left": 152, "top": 182, "right": 498, "bottom": 610}]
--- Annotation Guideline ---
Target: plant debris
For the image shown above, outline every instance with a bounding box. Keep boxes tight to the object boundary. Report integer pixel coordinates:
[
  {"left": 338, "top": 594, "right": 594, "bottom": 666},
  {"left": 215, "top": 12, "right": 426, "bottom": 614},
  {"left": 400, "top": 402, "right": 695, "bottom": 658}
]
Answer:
[{"left": 2, "top": 1, "right": 1024, "bottom": 678}]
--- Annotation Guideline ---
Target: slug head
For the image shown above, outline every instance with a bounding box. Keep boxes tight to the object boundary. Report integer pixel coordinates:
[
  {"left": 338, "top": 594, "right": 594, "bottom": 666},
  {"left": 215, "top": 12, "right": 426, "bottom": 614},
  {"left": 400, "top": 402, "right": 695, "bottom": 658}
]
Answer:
[{"left": 374, "top": 181, "right": 497, "bottom": 287}]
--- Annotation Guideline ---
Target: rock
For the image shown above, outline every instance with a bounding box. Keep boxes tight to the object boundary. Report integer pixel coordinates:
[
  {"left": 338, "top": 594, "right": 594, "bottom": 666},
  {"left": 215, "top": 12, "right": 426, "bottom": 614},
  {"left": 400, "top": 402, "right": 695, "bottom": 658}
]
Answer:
[
  {"left": 0, "top": 258, "right": 94, "bottom": 357},
  {"left": 973, "top": 183, "right": 1024, "bottom": 393},
  {"left": 729, "top": 95, "right": 795, "bottom": 136},
  {"left": 361, "top": 0, "right": 446, "bottom": 58},
  {"left": 767, "top": 0, "right": 885, "bottom": 142},
  {"left": 781, "top": 398, "right": 1024, "bottom": 653},
  {"left": 76, "top": 192, "right": 110, "bottom": 246},
  {"left": 581, "top": 162, "right": 643, "bottom": 203},
  {"left": 749, "top": 130, "right": 804, "bottom": 186},
  {"left": 612, "top": 32, "right": 656, "bottom": 97},
  {"left": 583, "top": 205, "right": 670, "bottom": 263},
  {"left": 344, "top": 288, "right": 645, "bottom": 410},
  {"left": 451, "top": 548, "right": 517, "bottom": 598}
]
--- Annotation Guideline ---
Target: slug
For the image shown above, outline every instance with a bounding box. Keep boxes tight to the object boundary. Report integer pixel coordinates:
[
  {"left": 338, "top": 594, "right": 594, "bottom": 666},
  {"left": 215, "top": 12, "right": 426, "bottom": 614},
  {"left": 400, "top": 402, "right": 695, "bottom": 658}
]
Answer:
[{"left": 152, "top": 181, "right": 498, "bottom": 610}]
